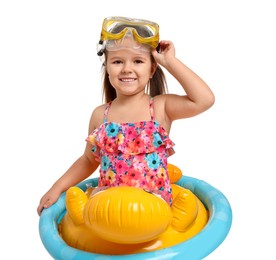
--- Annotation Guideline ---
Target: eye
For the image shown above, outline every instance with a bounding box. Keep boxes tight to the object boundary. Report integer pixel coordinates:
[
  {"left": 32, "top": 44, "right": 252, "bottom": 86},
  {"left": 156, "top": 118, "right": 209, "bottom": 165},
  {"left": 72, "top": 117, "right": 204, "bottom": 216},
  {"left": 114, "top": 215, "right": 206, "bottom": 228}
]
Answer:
[
  {"left": 112, "top": 60, "right": 122, "bottom": 64},
  {"left": 134, "top": 59, "right": 144, "bottom": 64}
]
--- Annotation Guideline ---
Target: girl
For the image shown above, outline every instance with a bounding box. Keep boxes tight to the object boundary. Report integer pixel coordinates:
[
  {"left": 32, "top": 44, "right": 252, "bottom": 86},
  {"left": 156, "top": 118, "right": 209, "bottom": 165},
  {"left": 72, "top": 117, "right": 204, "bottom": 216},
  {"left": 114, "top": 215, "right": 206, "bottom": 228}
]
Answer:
[{"left": 37, "top": 16, "right": 215, "bottom": 215}]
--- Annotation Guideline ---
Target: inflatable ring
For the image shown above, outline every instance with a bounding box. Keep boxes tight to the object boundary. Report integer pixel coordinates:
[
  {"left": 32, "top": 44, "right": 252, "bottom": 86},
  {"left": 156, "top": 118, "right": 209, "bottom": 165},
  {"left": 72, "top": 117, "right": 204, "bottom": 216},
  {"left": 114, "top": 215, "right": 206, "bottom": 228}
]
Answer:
[{"left": 39, "top": 176, "right": 232, "bottom": 259}]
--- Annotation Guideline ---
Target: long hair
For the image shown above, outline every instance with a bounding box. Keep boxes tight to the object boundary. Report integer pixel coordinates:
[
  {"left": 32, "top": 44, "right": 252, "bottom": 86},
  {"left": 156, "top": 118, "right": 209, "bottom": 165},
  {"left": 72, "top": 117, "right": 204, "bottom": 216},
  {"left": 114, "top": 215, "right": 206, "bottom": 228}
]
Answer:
[{"left": 100, "top": 24, "right": 168, "bottom": 103}]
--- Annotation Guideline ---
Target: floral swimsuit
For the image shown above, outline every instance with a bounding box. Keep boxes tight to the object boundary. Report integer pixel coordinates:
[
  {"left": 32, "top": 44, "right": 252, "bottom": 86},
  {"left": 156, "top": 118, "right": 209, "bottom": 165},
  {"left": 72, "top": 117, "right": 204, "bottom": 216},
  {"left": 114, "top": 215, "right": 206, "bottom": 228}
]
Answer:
[{"left": 86, "top": 98, "right": 175, "bottom": 205}]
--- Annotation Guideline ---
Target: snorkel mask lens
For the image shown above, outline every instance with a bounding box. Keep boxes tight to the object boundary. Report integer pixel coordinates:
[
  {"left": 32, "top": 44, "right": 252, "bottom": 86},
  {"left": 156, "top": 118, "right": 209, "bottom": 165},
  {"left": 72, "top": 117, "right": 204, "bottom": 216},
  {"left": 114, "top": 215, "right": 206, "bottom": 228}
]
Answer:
[{"left": 97, "top": 16, "right": 159, "bottom": 56}]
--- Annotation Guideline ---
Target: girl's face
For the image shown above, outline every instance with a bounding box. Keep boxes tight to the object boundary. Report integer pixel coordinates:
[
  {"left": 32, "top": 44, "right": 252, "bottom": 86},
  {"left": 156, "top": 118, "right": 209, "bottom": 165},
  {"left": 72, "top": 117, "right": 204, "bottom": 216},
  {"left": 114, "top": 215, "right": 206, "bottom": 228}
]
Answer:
[{"left": 105, "top": 42, "right": 156, "bottom": 98}]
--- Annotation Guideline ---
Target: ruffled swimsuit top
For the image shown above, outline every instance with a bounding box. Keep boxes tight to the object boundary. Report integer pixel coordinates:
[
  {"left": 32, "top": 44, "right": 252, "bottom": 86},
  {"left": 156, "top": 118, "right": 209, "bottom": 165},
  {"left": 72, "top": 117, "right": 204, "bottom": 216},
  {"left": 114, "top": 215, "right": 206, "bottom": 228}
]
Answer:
[{"left": 86, "top": 98, "right": 175, "bottom": 205}]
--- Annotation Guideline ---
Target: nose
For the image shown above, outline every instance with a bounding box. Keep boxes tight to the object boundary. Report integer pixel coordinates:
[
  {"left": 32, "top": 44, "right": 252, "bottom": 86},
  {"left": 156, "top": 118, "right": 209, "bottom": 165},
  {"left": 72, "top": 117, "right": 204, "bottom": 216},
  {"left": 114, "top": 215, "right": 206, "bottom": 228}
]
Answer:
[{"left": 121, "top": 62, "right": 132, "bottom": 73}]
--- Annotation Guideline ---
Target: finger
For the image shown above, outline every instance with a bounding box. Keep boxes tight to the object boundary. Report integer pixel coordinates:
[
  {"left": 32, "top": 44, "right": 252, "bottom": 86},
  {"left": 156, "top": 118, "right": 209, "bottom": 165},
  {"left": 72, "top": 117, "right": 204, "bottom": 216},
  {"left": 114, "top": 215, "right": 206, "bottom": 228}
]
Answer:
[
  {"left": 37, "top": 205, "right": 44, "bottom": 216},
  {"left": 37, "top": 198, "right": 51, "bottom": 215},
  {"left": 43, "top": 198, "right": 52, "bottom": 208}
]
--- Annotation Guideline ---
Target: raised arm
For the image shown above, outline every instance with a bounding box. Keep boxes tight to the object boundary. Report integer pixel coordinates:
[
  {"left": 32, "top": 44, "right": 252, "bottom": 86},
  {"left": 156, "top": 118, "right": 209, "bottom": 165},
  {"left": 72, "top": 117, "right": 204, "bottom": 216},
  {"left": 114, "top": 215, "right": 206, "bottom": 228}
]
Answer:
[{"left": 152, "top": 41, "right": 215, "bottom": 121}]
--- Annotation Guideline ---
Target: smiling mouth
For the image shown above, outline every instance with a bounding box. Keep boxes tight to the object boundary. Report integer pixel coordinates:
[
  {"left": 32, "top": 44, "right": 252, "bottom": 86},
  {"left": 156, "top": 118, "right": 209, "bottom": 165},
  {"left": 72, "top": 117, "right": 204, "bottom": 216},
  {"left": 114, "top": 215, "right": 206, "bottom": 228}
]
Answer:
[{"left": 120, "top": 78, "right": 136, "bottom": 82}]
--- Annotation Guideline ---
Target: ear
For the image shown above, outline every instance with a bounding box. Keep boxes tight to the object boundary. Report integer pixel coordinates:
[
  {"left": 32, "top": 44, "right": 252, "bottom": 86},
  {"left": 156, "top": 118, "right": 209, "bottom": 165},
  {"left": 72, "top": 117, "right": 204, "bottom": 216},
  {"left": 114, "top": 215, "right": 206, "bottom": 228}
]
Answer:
[{"left": 150, "top": 61, "right": 157, "bottom": 78}]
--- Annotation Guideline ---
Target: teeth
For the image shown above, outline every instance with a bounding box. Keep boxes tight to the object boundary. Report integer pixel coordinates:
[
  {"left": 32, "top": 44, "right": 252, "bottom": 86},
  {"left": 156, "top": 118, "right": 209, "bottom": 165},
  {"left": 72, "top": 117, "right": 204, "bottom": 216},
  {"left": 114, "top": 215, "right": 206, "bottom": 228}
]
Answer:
[{"left": 121, "top": 78, "right": 135, "bottom": 82}]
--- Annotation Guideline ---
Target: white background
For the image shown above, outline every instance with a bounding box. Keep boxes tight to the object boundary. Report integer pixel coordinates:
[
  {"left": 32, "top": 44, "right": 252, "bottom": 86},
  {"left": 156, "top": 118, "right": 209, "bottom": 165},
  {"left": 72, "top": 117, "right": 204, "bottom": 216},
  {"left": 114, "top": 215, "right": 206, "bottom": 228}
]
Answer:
[{"left": 1, "top": 0, "right": 275, "bottom": 259}]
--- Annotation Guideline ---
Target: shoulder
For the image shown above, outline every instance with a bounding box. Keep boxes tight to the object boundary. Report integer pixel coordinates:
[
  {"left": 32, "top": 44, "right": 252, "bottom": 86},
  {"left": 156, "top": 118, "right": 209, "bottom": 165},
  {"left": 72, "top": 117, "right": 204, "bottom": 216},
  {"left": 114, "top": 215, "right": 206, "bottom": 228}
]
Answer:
[
  {"left": 88, "top": 103, "right": 108, "bottom": 132},
  {"left": 92, "top": 103, "right": 107, "bottom": 118},
  {"left": 152, "top": 95, "right": 166, "bottom": 114},
  {"left": 153, "top": 94, "right": 188, "bottom": 130},
  {"left": 152, "top": 95, "right": 172, "bottom": 132},
  {"left": 153, "top": 94, "right": 176, "bottom": 114}
]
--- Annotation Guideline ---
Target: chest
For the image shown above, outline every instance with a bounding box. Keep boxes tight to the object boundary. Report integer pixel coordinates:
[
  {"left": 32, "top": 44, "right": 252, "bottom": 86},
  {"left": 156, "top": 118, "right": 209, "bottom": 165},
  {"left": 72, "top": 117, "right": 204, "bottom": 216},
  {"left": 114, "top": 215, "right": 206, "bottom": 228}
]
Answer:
[{"left": 106, "top": 106, "right": 152, "bottom": 124}]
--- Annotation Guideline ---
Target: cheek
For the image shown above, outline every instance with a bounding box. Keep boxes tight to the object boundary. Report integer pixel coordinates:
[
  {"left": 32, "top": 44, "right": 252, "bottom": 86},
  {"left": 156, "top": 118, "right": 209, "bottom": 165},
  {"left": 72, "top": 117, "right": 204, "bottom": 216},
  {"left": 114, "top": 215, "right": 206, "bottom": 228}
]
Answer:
[
  {"left": 105, "top": 62, "right": 114, "bottom": 75},
  {"left": 146, "top": 67, "right": 154, "bottom": 79},
  {"left": 106, "top": 67, "right": 115, "bottom": 79},
  {"left": 108, "top": 71, "right": 118, "bottom": 81},
  {"left": 106, "top": 64, "right": 120, "bottom": 76}
]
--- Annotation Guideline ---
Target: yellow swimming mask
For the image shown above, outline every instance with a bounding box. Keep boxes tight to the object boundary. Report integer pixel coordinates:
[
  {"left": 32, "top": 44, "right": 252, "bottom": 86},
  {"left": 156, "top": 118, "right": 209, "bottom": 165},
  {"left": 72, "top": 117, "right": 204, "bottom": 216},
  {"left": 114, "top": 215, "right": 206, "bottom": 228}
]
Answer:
[{"left": 97, "top": 16, "right": 160, "bottom": 56}]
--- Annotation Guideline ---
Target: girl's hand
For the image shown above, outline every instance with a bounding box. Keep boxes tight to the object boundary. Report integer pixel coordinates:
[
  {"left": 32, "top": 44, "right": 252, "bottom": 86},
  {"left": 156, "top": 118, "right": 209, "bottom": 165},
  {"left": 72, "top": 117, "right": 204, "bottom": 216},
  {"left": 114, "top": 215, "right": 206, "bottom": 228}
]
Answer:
[
  {"left": 37, "top": 187, "right": 62, "bottom": 216},
  {"left": 152, "top": 40, "right": 176, "bottom": 67}
]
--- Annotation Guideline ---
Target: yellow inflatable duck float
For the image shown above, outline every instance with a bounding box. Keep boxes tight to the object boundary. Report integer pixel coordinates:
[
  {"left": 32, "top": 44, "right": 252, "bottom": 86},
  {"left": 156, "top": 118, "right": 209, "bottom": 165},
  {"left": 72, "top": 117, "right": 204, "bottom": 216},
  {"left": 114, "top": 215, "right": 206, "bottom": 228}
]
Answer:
[{"left": 58, "top": 164, "right": 208, "bottom": 255}]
